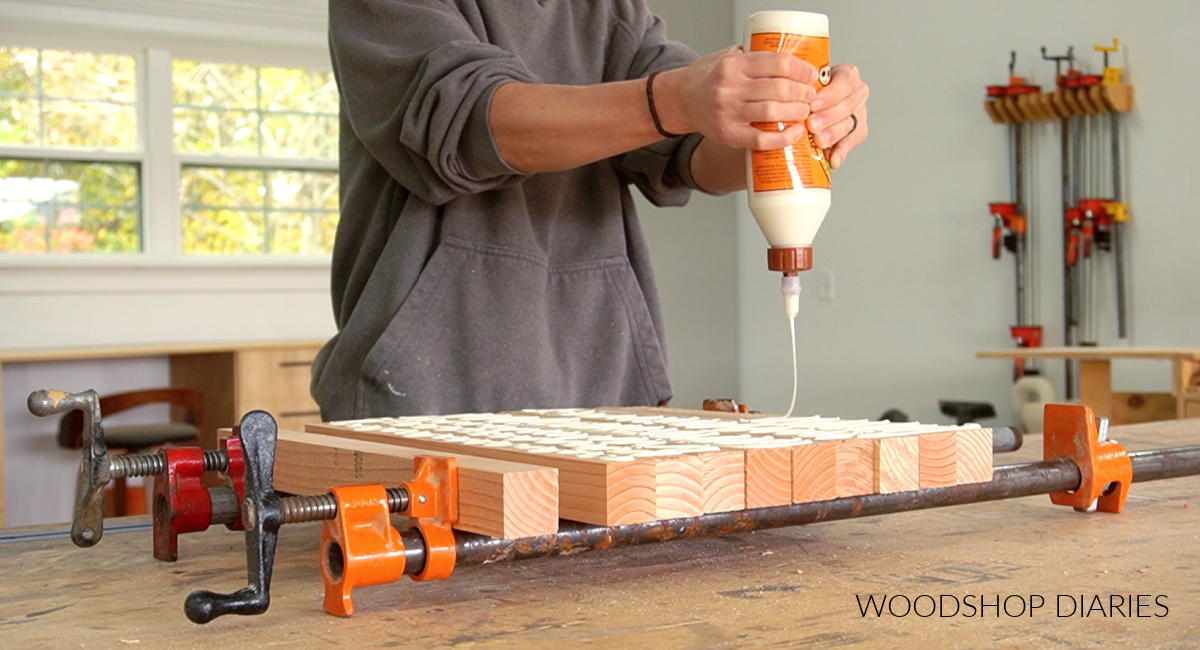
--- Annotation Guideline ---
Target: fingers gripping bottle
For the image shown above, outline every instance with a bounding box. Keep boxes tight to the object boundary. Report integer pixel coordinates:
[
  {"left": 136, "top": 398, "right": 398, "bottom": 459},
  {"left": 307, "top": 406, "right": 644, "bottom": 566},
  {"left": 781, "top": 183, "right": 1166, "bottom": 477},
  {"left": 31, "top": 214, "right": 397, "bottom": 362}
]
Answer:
[{"left": 743, "top": 11, "right": 831, "bottom": 320}]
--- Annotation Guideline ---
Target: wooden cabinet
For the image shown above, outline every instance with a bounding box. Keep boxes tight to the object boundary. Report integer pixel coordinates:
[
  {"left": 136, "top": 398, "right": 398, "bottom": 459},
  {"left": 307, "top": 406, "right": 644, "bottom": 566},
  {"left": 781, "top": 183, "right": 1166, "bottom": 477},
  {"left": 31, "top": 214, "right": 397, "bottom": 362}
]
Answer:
[
  {"left": 0, "top": 340, "right": 328, "bottom": 525},
  {"left": 233, "top": 346, "right": 324, "bottom": 433},
  {"left": 171, "top": 343, "right": 324, "bottom": 449}
]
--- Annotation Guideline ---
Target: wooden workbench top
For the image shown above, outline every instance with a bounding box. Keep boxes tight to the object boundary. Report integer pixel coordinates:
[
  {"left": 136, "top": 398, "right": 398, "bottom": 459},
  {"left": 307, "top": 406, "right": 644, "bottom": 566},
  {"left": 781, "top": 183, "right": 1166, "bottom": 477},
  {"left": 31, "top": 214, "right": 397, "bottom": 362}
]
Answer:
[{"left": 2, "top": 420, "right": 1199, "bottom": 647}]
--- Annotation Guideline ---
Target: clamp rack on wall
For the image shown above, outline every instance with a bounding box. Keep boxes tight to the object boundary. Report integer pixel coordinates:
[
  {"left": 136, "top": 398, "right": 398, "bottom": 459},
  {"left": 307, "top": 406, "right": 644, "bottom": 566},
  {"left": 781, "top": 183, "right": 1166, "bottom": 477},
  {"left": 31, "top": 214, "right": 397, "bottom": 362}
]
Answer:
[
  {"left": 985, "top": 51, "right": 1043, "bottom": 382},
  {"left": 983, "top": 40, "right": 1134, "bottom": 400}
]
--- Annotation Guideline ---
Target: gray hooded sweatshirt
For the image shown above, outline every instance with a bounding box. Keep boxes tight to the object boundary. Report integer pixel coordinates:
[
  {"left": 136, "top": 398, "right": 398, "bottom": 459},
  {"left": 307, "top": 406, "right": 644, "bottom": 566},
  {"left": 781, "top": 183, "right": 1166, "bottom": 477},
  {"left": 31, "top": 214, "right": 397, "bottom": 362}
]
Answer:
[{"left": 312, "top": 0, "right": 705, "bottom": 420}]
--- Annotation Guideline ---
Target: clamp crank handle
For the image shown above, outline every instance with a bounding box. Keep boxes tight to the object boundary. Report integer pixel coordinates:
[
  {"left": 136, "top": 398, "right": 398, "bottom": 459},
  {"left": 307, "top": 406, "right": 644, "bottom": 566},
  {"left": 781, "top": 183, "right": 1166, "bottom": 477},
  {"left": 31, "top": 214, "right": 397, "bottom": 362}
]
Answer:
[
  {"left": 28, "top": 388, "right": 109, "bottom": 548},
  {"left": 185, "top": 410, "right": 282, "bottom": 624}
]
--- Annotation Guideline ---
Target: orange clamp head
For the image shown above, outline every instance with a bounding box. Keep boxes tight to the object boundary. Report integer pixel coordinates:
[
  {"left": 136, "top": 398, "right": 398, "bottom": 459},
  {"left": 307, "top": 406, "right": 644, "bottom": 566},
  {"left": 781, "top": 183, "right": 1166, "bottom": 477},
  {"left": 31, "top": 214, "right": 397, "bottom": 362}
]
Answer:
[
  {"left": 320, "top": 484, "right": 408, "bottom": 617},
  {"left": 405, "top": 456, "right": 459, "bottom": 582},
  {"left": 1043, "top": 403, "right": 1132, "bottom": 513}
]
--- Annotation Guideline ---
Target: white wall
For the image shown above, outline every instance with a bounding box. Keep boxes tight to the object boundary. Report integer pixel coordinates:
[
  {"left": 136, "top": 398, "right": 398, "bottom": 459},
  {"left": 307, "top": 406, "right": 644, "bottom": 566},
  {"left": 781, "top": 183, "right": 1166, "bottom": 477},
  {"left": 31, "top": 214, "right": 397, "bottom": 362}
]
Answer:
[
  {"left": 641, "top": 0, "right": 740, "bottom": 410},
  {"left": 735, "top": 0, "right": 1200, "bottom": 424}
]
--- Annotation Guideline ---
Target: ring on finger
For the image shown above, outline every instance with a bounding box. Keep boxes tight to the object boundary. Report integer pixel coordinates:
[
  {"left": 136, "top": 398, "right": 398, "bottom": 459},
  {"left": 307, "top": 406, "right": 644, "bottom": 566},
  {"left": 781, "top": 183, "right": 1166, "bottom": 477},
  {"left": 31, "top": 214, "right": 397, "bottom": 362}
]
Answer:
[{"left": 847, "top": 113, "right": 858, "bottom": 135}]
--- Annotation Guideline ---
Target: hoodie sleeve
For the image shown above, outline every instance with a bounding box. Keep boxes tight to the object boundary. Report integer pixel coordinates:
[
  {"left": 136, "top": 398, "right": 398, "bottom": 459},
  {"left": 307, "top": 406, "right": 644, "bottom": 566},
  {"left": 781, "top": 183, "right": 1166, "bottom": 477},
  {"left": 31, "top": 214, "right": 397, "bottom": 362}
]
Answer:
[
  {"left": 607, "top": 5, "right": 706, "bottom": 207},
  {"left": 329, "top": 0, "right": 540, "bottom": 206}
]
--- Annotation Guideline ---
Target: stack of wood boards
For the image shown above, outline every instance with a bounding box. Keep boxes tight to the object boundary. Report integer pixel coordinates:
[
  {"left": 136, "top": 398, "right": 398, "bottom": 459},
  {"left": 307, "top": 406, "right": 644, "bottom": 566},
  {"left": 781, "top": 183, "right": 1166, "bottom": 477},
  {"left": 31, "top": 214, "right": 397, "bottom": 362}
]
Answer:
[{"left": 282, "top": 407, "right": 993, "bottom": 534}]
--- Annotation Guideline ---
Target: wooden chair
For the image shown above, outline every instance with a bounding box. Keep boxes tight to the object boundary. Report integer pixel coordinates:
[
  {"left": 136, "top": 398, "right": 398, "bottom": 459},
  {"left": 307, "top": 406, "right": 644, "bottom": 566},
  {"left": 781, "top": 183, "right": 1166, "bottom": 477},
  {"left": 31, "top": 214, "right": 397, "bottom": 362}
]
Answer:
[{"left": 58, "top": 388, "right": 203, "bottom": 517}]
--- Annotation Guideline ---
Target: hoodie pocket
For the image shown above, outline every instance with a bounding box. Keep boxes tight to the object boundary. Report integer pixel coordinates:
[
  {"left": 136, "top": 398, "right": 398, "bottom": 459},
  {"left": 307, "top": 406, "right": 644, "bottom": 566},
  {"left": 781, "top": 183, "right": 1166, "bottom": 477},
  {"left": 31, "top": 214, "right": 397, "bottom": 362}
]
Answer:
[{"left": 358, "top": 237, "right": 670, "bottom": 415}]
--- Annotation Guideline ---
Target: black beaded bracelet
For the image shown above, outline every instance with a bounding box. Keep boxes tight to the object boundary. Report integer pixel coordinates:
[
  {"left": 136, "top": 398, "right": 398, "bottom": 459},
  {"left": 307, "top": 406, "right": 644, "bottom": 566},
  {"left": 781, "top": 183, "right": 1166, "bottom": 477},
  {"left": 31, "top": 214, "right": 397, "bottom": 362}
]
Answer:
[{"left": 646, "top": 71, "right": 682, "bottom": 139}]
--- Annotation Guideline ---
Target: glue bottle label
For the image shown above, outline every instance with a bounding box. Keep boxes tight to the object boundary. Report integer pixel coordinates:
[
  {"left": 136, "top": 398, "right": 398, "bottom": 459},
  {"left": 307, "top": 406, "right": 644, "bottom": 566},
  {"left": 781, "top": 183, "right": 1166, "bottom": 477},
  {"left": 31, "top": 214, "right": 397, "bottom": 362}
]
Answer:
[{"left": 749, "top": 32, "right": 831, "bottom": 193}]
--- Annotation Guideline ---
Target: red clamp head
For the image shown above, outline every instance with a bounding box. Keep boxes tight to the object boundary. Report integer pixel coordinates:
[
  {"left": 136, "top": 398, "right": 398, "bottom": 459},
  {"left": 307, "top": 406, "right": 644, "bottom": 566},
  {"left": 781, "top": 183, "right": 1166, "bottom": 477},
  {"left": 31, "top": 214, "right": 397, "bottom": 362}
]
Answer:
[
  {"left": 1010, "top": 325, "right": 1043, "bottom": 349},
  {"left": 703, "top": 398, "right": 752, "bottom": 414},
  {"left": 1078, "top": 198, "right": 1109, "bottom": 220},
  {"left": 152, "top": 447, "right": 212, "bottom": 562},
  {"left": 151, "top": 435, "right": 246, "bottom": 562},
  {"left": 1043, "top": 404, "right": 1132, "bottom": 513},
  {"left": 1064, "top": 206, "right": 1082, "bottom": 228},
  {"left": 219, "top": 435, "right": 246, "bottom": 531}
]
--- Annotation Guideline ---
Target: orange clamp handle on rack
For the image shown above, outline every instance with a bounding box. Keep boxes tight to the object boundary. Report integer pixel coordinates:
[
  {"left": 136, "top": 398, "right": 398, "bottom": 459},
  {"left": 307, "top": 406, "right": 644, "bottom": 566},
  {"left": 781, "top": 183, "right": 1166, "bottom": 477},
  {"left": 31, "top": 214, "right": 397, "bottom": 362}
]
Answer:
[
  {"left": 407, "top": 456, "right": 459, "bottom": 582},
  {"left": 321, "top": 484, "right": 408, "bottom": 617},
  {"left": 1043, "top": 403, "right": 1132, "bottom": 513}
]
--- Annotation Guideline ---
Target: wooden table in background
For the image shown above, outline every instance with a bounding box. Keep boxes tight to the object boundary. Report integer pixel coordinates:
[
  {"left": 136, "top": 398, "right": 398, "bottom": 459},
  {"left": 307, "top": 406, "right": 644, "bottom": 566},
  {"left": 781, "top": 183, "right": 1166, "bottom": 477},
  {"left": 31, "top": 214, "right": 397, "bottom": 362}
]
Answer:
[
  {"left": 978, "top": 347, "right": 1200, "bottom": 425},
  {"left": 2, "top": 419, "right": 1199, "bottom": 647},
  {"left": 0, "top": 340, "right": 326, "bottom": 526}
]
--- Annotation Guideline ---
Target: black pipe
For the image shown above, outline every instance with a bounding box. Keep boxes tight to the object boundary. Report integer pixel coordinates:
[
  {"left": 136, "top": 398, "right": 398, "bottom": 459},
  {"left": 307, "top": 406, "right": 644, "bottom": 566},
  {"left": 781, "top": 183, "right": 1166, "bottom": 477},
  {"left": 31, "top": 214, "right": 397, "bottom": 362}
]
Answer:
[
  {"left": 1130, "top": 445, "right": 1200, "bottom": 483},
  {"left": 447, "top": 446, "right": 1200, "bottom": 569}
]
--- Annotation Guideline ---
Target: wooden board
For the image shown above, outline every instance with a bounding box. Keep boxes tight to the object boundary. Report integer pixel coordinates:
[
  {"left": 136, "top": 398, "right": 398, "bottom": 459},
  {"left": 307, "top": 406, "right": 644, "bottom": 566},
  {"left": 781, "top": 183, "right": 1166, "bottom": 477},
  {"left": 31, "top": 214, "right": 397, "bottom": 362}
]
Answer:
[
  {"left": 654, "top": 456, "right": 703, "bottom": 519},
  {"left": 744, "top": 447, "right": 793, "bottom": 508},
  {"left": 792, "top": 441, "right": 838, "bottom": 503},
  {"left": 871, "top": 435, "right": 920, "bottom": 494},
  {"left": 918, "top": 430, "right": 958, "bottom": 489},
  {"left": 955, "top": 428, "right": 995, "bottom": 484},
  {"left": 273, "top": 429, "right": 559, "bottom": 539},
  {"left": 835, "top": 438, "right": 876, "bottom": 497},
  {"left": 697, "top": 451, "right": 745, "bottom": 513},
  {"left": 978, "top": 347, "right": 1200, "bottom": 360},
  {"left": 0, "top": 367, "right": 5, "bottom": 526}
]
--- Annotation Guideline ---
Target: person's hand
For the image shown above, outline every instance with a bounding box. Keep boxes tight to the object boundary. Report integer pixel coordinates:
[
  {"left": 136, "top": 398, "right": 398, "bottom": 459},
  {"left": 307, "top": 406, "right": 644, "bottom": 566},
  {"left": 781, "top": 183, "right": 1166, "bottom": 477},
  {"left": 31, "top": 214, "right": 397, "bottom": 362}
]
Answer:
[
  {"left": 656, "top": 46, "right": 819, "bottom": 151},
  {"left": 806, "top": 64, "right": 868, "bottom": 169}
]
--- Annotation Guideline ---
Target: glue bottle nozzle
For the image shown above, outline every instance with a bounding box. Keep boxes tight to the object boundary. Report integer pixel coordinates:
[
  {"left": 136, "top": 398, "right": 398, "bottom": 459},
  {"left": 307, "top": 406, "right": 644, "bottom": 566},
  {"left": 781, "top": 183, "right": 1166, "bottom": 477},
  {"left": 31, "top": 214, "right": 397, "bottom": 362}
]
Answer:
[{"left": 781, "top": 273, "right": 801, "bottom": 319}]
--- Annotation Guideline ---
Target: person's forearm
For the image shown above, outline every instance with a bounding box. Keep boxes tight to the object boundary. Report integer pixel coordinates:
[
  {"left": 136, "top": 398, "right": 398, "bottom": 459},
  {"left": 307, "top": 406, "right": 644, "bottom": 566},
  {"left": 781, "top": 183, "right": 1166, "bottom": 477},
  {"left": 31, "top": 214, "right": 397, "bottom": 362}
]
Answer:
[
  {"left": 489, "top": 80, "right": 662, "bottom": 173},
  {"left": 690, "top": 137, "right": 747, "bottom": 195},
  {"left": 487, "top": 50, "right": 866, "bottom": 178}
]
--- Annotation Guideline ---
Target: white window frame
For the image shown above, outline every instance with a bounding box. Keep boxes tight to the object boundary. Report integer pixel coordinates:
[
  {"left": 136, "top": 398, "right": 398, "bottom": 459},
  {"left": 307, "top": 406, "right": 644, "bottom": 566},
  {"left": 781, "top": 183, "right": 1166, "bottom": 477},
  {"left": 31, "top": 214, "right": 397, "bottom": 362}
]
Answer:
[{"left": 0, "top": 0, "right": 334, "bottom": 271}]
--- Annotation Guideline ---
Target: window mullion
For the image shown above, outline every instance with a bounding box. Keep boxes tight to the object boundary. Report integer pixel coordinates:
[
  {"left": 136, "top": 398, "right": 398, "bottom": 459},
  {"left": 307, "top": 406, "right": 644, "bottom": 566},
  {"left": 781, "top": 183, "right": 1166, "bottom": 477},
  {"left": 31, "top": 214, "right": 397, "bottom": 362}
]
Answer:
[{"left": 142, "top": 47, "right": 179, "bottom": 255}]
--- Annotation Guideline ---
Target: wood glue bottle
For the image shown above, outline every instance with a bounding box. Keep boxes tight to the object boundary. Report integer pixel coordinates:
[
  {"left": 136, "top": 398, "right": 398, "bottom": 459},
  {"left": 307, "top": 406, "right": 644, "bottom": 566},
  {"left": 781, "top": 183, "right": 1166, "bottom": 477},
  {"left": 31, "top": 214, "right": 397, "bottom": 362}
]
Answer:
[{"left": 743, "top": 10, "right": 832, "bottom": 319}]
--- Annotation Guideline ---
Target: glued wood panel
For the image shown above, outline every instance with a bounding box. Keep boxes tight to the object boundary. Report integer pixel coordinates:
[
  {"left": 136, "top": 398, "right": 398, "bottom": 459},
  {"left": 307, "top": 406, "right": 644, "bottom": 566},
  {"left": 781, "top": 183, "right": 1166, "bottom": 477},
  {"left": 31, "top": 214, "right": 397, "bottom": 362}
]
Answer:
[
  {"left": 308, "top": 409, "right": 990, "bottom": 528},
  {"left": 273, "top": 430, "right": 559, "bottom": 539}
]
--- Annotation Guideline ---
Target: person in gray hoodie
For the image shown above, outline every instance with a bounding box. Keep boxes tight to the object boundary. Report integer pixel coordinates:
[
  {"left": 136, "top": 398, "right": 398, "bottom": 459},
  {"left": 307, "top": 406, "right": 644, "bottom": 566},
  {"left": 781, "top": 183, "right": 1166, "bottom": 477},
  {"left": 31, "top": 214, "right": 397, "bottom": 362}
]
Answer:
[{"left": 312, "top": 0, "right": 868, "bottom": 420}]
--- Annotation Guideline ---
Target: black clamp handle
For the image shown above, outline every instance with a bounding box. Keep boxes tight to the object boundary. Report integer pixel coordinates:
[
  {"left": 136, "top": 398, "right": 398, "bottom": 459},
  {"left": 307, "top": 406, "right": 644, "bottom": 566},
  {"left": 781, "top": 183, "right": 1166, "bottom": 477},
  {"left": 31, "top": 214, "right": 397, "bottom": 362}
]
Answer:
[
  {"left": 184, "top": 410, "right": 281, "bottom": 624},
  {"left": 27, "top": 389, "right": 109, "bottom": 547}
]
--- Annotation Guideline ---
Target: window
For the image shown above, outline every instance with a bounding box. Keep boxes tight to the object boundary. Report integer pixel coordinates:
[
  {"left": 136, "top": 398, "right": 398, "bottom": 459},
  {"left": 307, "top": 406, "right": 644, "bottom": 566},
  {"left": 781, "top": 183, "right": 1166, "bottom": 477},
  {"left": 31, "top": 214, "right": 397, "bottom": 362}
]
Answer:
[
  {"left": 0, "top": 47, "right": 142, "bottom": 253},
  {"left": 173, "top": 60, "right": 339, "bottom": 254},
  {"left": 0, "top": 45, "right": 339, "bottom": 257}
]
